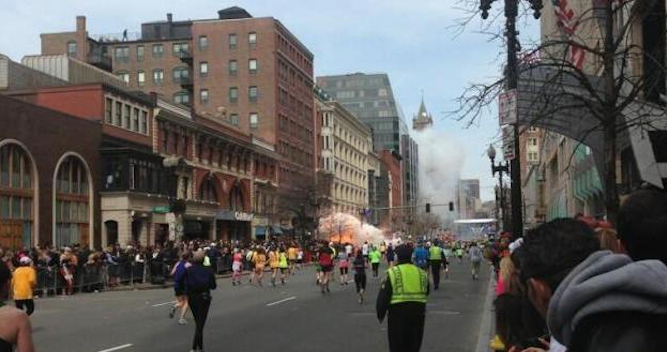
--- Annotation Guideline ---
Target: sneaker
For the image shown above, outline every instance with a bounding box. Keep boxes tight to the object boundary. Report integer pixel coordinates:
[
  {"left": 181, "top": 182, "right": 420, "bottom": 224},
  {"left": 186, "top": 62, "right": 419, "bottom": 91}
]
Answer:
[
  {"left": 169, "top": 305, "right": 176, "bottom": 319},
  {"left": 326, "top": 286, "right": 331, "bottom": 293},
  {"left": 178, "top": 318, "right": 187, "bottom": 325}
]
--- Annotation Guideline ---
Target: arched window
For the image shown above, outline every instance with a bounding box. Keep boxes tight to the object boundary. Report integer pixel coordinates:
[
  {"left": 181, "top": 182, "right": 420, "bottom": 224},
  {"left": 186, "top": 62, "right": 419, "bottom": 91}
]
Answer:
[
  {"left": 199, "top": 177, "right": 218, "bottom": 203},
  {"left": 173, "top": 91, "right": 190, "bottom": 105},
  {"left": 0, "top": 143, "right": 35, "bottom": 249},
  {"left": 229, "top": 183, "right": 244, "bottom": 211},
  {"left": 67, "top": 41, "right": 77, "bottom": 57},
  {"left": 55, "top": 155, "right": 91, "bottom": 247}
]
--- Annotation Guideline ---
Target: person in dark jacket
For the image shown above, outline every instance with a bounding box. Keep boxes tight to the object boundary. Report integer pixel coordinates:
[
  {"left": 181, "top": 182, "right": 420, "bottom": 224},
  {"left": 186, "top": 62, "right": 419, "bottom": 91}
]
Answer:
[
  {"left": 617, "top": 188, "right": 667, "bottom": 265},
  {"left": 521, "top": 218, "right": 667, "bottom": 352},
  {"left": 177, "top": 250, "right": 216, "bottom": 352}
]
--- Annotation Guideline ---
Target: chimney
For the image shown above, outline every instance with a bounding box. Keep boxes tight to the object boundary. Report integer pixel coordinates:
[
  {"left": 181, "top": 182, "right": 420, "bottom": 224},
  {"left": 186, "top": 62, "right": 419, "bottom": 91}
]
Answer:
[
  {"left": 167, "top": 13, "right": 173, "bottom": 23},
  {"left": 76, "top": 16, "right": 86, "bottom": 33}
]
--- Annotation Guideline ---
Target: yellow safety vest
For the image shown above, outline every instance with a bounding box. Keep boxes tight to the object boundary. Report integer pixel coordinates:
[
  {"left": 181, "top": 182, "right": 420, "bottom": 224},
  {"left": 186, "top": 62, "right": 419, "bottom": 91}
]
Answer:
[
  {"left": 387, "top": 264, "right": 428, "bottom": 304},
  {"left": 429, "top": 246, "right": 442, "bottom": 260}
]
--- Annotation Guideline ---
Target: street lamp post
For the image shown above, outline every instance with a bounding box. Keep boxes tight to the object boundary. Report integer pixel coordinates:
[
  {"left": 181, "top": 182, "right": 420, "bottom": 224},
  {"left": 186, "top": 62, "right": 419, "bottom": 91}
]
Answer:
[
  {"left": 480, "top": 0, "right": 542, "bottom": 237},
  {"left": 487, "top": 145, "right": 510, "bottom": 232}
]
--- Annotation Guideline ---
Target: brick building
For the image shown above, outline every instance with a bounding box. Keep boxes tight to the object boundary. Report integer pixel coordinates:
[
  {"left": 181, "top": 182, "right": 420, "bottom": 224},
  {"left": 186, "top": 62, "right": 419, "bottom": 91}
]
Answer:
[
  {"left": 39, "top": 8, "right": 316, "bottom": 228},
  {"left": 0, "top": 94, "right": 103, "bottom": 249}
]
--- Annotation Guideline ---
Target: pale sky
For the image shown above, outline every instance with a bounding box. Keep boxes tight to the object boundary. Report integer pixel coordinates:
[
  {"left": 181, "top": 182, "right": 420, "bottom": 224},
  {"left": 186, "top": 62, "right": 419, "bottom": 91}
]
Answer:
[{"left": 0, "top": 0, "right": 539, "bottom": 202}]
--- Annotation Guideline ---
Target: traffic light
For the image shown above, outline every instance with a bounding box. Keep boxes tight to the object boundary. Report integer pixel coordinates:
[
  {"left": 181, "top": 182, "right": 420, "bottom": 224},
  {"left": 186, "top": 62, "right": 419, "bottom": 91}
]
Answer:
[
  {"left": 449, "top": 202, "right": 454, "bottom": 212},
  {"left": 425, "top": 203, "right": 431, "bottom": 213}
]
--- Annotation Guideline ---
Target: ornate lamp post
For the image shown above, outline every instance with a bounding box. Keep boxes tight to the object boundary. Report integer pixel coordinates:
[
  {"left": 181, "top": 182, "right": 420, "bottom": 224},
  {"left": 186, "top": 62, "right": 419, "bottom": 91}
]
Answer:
[
  {"left": 480, "top": 0, "right": 542, "bottom": 237},
  {"left": 487, "top": 145, "right": 510, "bottom": 232}
]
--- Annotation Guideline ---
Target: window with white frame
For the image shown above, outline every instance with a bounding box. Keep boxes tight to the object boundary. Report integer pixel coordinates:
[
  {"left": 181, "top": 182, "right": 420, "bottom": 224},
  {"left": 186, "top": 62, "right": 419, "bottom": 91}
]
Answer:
[{"left": 250, "top": 113, "right": 259, "bottom": 129}]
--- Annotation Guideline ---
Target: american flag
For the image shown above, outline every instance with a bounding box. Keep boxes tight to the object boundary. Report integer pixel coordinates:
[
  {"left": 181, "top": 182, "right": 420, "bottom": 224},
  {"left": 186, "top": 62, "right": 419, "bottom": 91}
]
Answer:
[{"left": 551, "top": 0, "right": 585, "bottom": 69}]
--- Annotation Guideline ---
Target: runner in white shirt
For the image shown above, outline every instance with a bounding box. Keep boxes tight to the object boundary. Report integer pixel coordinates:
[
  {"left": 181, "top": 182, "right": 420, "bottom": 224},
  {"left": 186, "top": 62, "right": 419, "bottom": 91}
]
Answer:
[{"left": 361, "top": 241, "right": 370, "bottom": 263}]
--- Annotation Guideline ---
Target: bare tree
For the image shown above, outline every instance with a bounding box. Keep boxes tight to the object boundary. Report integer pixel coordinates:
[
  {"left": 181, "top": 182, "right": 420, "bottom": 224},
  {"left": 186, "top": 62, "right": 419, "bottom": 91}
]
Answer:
[
  {"left": 453, "top": 0, "right": 667, "bottom": 225},
  {"left": 275, "top": 171, "right": 332, "bottom": 239}
]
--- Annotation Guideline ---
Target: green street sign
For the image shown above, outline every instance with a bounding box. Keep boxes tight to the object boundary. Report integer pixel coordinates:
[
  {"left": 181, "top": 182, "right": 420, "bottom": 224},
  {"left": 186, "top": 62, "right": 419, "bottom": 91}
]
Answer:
[{"left": 153, "top": 206, "right": 170, "bottom": 213}]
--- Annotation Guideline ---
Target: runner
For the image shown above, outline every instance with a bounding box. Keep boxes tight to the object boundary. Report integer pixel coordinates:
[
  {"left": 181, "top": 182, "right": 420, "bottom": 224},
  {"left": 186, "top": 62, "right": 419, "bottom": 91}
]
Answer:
[
  {"left": 352, "top": 251, "right": 367, "bottom": 304},
  {"left": 268, "top": 246, "right": 280, "bottom": 287},
  {"left": 278, "top": 246, "right": 289, "bottom": 285},
  {"left": 386, "top": 244, "right": 395, "bottom": 267},
  {"left": 287, "top": 244, "right": 298, "bottom": 275},
  {"left": 362, "top": 241, "right": 370, "bottom": 263},
  {"left": 413, "top": 242, "right": 429, "bottom": 272},
  {"left": 252, "top": 247, "right": 267, "bottom": 286},
  {"left": 170, "top": 252, "right": 191, "bottom": 325},
  {"left": 0, "top": 261, "right": 36, "bottom": 352},
  {"left": 468, "top": 243, "right": 483, "bottom": 280},
  {"left": 296, "top": 247, "right": 304, "bottom": 271},
  {"left": 318, "top": 244, "right": 334, "bottom": 294},
  {"left": 337, "top": 249, "right": 350, "bottom": 285},
  {"left": 231, "top": 248, "right": 244, "bottom": 286},
  {"left": 345, "top": 242, "right": 353, "bottom": 257},
  {"left": 369, "top": 246, "right": 382, "bottom": 278},
  {"left": 246, "top": 246, "right": 256, "bottom": 283},
  {"left": 379, "top": 242, "right": 386, "bottom": 258},
  {"left": 456, "top": 246, "right": 464, "bottom": 263}
]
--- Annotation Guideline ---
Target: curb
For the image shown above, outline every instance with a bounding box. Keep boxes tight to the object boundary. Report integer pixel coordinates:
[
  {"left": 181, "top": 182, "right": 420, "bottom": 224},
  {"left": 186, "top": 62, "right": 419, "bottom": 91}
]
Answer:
[
  {"left": 106, "top": 271, "right": 241, "bottom": 292},
  {"left": 475, "top": 268, "right": 496, "bottom": 352}
]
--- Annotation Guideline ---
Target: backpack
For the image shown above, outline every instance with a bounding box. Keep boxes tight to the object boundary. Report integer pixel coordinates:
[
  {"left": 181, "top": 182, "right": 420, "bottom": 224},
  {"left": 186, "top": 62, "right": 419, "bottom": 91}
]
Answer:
[{"left": 319, "top": 252, "right": 333, "bottom": 266}]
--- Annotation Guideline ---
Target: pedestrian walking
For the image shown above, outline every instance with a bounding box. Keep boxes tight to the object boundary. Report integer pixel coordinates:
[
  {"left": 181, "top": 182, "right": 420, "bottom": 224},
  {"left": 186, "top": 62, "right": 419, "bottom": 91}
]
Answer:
[
  {"left": 353, "top": 251, "right": 367, "bottom": 304},
  {"left": 428, "top": 242, "right": 444, "bottom": 290},
  {"left": 376, "top": 244, "right": 429, "bottom": 352},
  {"left": 337, "top": 250, "right": 350, "bottom": 285},
  {"left": 170, "top": 252, "right": 191, "bottom": 325},
  {"left": 12, "top": 257, "right": 36, "bottom": 316},
  {"left": 468, "top": 243, "right": 483, "bottom": 280},
  {"left": 177, "top": 250, "right": 216, "bottom": 352},
  {"left": 369, "top": 247, "right": 382, "bottom": 278}
]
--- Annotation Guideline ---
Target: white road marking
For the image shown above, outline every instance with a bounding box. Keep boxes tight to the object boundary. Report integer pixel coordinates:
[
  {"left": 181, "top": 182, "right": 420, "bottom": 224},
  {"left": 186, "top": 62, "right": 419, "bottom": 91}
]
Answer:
[
  {"left": 96, "top": 343, "right": 133, "bottom": 352},
  {"left": 266, "top": 296, "right": 297, "bottom": 306},
  {"left": 151, "top": 300, "right": 177, "bottom": 307}
]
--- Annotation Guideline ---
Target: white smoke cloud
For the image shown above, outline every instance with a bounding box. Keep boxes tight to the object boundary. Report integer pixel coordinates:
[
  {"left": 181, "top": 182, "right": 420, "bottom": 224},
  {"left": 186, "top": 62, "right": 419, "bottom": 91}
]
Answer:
[{"left": 413, "top": 127, "right": 465, "bottom": 225}]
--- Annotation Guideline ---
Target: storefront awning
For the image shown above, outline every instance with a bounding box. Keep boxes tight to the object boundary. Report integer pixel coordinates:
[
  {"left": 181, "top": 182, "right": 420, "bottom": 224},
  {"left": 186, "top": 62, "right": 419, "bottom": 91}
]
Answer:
[
  {"left": 216, "top": 210, "right": 254, "bottom": 222},
  {"left": 255, "top": 226, "right": 266, "bottom": 236},
  {"left": 271, "top": 225, "right": 283, "bottom": 235}
]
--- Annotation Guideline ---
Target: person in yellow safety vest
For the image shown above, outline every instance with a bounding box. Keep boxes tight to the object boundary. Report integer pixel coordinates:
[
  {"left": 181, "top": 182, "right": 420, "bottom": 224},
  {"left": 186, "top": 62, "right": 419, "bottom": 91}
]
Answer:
[
  {"left": 428, "top": 241, "right": 445, "bottom": 290},
  {"left": 376, "top": 244, "right": 429, "bottom": 352}
]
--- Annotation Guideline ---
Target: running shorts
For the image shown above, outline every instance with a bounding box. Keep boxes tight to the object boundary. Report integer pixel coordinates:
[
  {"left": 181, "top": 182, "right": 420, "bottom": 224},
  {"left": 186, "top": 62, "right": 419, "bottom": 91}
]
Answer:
[{"left": 321, "top": 265, "right": 333, "bottom": 273}]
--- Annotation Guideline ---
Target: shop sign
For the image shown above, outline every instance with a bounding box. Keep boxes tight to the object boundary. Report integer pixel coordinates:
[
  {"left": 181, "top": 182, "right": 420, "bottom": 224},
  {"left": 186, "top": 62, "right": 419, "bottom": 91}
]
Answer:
[{"left": 216, "top": 211, "right": 254, "bottom": 222}]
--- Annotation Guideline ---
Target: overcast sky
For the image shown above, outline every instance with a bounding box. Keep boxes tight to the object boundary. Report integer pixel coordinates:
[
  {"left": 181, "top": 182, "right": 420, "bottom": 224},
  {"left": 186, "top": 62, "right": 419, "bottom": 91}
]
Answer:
[{"left": 1, "top": 0, "right": 539, "bottom": 202}]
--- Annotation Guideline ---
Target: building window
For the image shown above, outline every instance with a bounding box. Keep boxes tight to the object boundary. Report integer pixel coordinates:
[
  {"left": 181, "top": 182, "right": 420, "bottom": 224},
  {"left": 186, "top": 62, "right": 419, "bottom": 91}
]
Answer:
[
  {"left": 378, "top": 88, "right": 388, "bottom": 97},
  {"left": 199, "top": 178, "right": 217, "bottom": 202},
  {"left": 105, "top": 98, "right": 113, "bottom": 123},
  {"left": 152, "top": 44, "right": 164, "bottom": 58},
  {"left": 200, "top": 89, "right": 209, "bottom": 105},
  {"left": 528, "top": 151, "right": 539, "bottom": 163},
  {"left": 198, "top": 36, "right": 208, "bottom": 50},
  {"left": 114, "top": 46, "right": 129, "bottom": 62},
  {"left": 250, "top": 113, "right": 259, "bottom": 129},
  {"left": 229, "top": 87, "right": 238, "bottom": 103},
  {"left": 229, "top": 33, "right": 237, "bottom": 49},
  {"left": 140, "top": 110, "right": 148, "bottom": 134},
  {"left": 199, "top": 61, "right": 208, "bottom": 77},
  {"left": 248, "top": 32, "right": 257, "bottom": 47},
  {"left": 55, "top": 156, "right": 90, "bottom": 247},
  {"left": 172, "top": 42, "right": 190, "bottom": 57},
  {"left": 153, "top": 69, "right": 164, "bottom": 85},
  {"left": 172, "top": 66, "right": 190, "bottom": 83},
  {"left": 123, "top": 104, "right": 131, "bottom": 129},
  {"left": 248, "top": 59, "right": 258, "bottom": 74},
  {"left": 0, "top": 144, "right": 34, "bottom": 248},
  {"left": 228, "top": 60, "right": 238, "bottom": 75},
  {"left": 173, "top": 91, "right": 190, "bottom": 105},
  {"left": 230, "top": 114, "right": 239, "bottom": 126},
  {"left": 136, "top": 45, "right": 145, "bottom": 61},
  {"left": 114, "top": 101, "right": 122, "bottom": 126},
  {"left": 528, "top": 137, "right": 538, "bottom": 147},
  {"left": 137, "top": 70, "right": 145, "bottom": 87},
  {"left": 67, "top": 41, "right": 77, "bottom": 57},
  {"left": 116, "top": 71, "right": 130, "bottom": 84},
  {"left": 248, "top": 86, "right": 258, "bottom": 102}
]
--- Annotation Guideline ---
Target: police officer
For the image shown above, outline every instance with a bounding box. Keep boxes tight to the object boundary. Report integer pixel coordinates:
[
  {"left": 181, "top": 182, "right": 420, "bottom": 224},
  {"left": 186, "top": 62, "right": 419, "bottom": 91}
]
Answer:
[
  {"left": 376, "top": 244, "right": 429, "bottom": 352},
  {"left": 428, "top": 241, "right": 444, "bottom": 290}
]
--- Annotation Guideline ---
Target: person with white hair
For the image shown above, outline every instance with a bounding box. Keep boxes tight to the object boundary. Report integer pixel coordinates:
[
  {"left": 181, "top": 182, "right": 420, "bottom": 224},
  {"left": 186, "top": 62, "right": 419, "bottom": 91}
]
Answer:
[{"left": 12, "top": 257, "right": 36, "bottom": 316}]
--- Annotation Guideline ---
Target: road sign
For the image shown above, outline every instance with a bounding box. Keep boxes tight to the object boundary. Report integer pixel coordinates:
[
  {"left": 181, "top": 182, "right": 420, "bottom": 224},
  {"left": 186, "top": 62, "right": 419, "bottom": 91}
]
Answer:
[
  {"left": 499, "top": 89, "right": 518, "bottom": 125},
  {"left": 502, "top": 125, "right": 516, "bottom": 160}
]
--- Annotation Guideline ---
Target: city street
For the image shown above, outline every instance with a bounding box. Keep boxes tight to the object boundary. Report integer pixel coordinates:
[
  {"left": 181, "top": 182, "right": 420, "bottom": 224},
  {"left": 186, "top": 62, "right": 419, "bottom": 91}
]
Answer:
[{"left": 29, "top": 260, "right": 490, "bottom": 352}]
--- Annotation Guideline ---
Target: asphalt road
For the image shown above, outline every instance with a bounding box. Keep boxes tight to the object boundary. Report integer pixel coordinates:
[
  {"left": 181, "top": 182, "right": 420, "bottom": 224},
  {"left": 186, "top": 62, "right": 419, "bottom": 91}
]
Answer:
[{"left": 29, "top": 258, "right": 490, "bottom": 352}]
